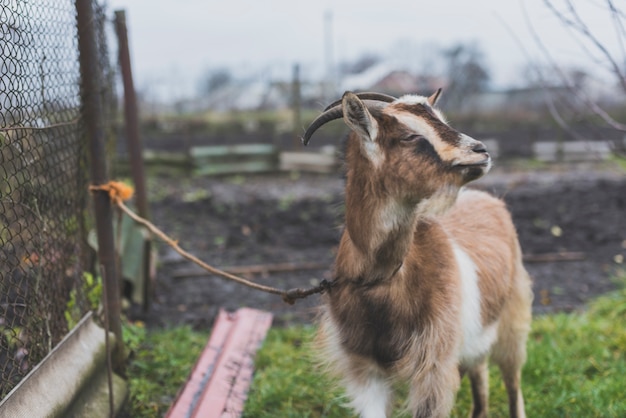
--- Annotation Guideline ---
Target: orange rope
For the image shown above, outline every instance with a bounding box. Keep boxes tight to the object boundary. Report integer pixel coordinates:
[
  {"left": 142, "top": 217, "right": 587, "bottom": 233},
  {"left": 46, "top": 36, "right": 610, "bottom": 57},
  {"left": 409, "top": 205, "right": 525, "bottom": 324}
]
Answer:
[
  {"left": 89, "top": 181, "right": 134, "bottom": 203},
  {"left": 89, "top": 181, "right": 332, "bottom": 304}
]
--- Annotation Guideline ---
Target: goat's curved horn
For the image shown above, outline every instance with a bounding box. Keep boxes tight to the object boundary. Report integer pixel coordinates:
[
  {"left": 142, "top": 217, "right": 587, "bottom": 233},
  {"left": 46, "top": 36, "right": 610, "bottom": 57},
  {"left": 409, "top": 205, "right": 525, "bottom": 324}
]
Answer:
[
  {"left": 323, "top": 92, "right": 397, "bottom": 111},
  {"left": 301, "top": 105, "right": 344, "bottom": 146},
  {"left": 302, "top": 95, "right": 396, "bottom": 146}
]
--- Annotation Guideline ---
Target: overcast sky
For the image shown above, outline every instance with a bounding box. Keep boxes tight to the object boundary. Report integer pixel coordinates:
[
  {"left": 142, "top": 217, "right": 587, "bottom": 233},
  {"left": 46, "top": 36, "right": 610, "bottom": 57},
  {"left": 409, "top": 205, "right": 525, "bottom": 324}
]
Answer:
[{"left": 106, "top": 0, "right": 621, "bottom": 102}]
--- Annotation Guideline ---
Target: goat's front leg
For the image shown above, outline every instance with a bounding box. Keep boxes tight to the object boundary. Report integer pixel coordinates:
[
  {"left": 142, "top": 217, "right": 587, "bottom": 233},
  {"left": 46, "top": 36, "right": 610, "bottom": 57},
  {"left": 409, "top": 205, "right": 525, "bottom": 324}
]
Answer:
[
  {"left": 409, "top": 361, "right": 460, "bottom": 418},
  {"left": 467, "top": 360, "right": 489, "bottom": 418},
  {"left": 344, "top": 374, "right": 393, "bottom": 418}
]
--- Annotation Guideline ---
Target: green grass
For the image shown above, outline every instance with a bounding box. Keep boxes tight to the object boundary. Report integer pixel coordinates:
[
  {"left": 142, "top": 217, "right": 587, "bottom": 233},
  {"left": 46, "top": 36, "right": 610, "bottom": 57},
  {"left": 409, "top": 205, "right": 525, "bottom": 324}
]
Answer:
[
  {"left": 123, "top": 275, "right": 626, "bottom": 417},
  {"left": 123, "top": 322, "right": 209, "bottom": 417},
  {"left": 609, "top": 154, "right": 626, "bottom": 172},
  {"left": 244, "top": 275, "right": 626, "bottom": 417}
]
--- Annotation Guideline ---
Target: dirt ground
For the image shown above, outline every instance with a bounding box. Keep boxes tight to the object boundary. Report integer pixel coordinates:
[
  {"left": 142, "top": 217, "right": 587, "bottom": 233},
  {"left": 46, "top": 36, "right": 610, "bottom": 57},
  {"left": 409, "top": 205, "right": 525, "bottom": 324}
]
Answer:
[{"left": 134, "top": 163, "right": 626, "bottom": 329}]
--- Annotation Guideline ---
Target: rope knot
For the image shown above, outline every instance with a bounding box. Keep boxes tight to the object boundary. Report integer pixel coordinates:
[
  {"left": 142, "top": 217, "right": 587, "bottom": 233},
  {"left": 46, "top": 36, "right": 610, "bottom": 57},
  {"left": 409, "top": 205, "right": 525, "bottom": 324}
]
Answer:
[{"left": 89, "top": 181, "right": 134, "bottom": 203}]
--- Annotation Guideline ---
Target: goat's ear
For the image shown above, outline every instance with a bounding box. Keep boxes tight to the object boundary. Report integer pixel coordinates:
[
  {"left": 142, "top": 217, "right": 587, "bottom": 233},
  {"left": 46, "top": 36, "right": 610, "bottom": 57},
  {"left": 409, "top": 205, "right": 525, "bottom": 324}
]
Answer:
[
  {"left": 427, "top": 88, "right": 442, "bottom": 106},
  {"left": 342, "top": 91, "right": 378, "bottom": 142}
]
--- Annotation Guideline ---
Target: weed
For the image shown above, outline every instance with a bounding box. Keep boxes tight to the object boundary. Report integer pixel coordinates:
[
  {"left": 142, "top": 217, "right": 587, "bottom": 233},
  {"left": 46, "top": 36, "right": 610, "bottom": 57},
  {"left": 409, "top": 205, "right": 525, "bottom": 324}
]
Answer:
[
  {"left": 228, "top": 174, "right": 246, "bottom": 185},
  {"left": 278, "top": 194, "right": 295, "bottom": 211},
  {"left": 181, "top": 188, "right": 211, "bottom": 202},
  {"left": 64, "top": 272, "right": 102, "bottom": 330}
]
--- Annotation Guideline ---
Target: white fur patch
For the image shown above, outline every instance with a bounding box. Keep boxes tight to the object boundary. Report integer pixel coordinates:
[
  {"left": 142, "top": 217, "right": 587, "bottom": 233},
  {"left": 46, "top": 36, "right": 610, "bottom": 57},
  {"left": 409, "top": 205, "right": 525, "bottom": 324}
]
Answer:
[
  {"left": 458, "top": 133, "right": 475, "bottom": 147},
  {"left": 392, "top": 112, "right": 448, "bottom": 156},
  {"left": 354, "top": 115, "right": 384, "bottom": 168},
  {"left": 415, "top": 185, "right": 459, "bottom": 217},
  {"left": 451, "top": 134, "right": 475, "bottom": 166},
  {"left": 319, "top": 318, "right": 391, "bottom": 417},
  {"left": 395, "top": 94, "right": 448, "bottom": 123},
  {"left": 363, "top": 138, "right": 384, "bottom": 168},
  {"left": 365, "top": 115, "right": 379, "bottom": 144},
  {"left": 345, "top": 376, "right": 391, "bottom": 418},
  {"left": 453, "top": 244, "right": 498, "bottom": 366},
  {"left": 380, "top": 199, "right": 413, "bottom": 233},
  {"left": 396, "top": 94, "right": 430, "bottom": 106}
]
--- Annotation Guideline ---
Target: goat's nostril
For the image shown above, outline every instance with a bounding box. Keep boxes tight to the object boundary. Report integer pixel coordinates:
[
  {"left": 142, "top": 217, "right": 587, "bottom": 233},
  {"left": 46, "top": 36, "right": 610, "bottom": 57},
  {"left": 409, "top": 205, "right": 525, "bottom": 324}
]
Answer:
[{"left": 472, "top": 142, "right": 487, "bottom": 154}]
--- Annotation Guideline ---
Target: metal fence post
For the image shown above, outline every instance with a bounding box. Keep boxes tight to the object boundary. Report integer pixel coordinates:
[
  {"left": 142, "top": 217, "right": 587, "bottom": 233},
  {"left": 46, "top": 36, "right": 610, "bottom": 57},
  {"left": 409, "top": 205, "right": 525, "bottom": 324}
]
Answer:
[
  {"left": 76, "top": 0, "right": 124, "bottom": 371},
  {"left": 114, "top": 9, "right": 153, "bottom": 312},
  {"left": 114, "top": 9, "right": 149, "bottom": 220}
]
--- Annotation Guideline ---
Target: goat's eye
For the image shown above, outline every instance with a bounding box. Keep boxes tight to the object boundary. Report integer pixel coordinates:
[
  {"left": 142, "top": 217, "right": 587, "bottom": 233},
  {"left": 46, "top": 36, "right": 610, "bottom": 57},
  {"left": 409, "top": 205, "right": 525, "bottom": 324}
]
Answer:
[{"left": 401, "top": 134, "right": 425, "bottom": 143}]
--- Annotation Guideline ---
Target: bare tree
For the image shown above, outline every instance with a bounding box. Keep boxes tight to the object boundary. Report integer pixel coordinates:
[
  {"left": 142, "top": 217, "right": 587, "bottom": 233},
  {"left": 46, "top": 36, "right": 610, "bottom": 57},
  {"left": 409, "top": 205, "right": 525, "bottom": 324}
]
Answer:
[
  {"left": 440, "top": 42, "right": 491, "bottom": 111},
  {"left": 199, "top": 68, "right": 233, "bottom": 95},
  {"left": 339, "top": 53, "right": 382, "bottom": 76},
  {"left": 525, "top": 0, "right": 626, "bottom": 145}
]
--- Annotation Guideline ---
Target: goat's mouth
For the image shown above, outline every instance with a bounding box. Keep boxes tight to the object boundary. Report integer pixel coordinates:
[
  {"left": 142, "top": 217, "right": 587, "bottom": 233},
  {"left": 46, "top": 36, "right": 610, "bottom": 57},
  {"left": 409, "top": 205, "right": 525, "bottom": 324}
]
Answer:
[
  {"left": 452, "top": 157, "right": 491, "bottom": 181},
  {"left": 452, "top": 156, "right": 491, "bottom": 169}
]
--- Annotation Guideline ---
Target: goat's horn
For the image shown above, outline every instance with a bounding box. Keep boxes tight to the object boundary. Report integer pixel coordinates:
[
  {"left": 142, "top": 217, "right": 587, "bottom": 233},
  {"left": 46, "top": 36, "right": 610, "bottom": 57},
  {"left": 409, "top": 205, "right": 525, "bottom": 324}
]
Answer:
[
  {"left": 323, "top": 92, "right": 397, "bottom": 111},
  {"left": 302, "top": 96, "right": 396, "bottom": 146},
  {"left": 301, "top": 105, "right": 344, "bottom": 146}
]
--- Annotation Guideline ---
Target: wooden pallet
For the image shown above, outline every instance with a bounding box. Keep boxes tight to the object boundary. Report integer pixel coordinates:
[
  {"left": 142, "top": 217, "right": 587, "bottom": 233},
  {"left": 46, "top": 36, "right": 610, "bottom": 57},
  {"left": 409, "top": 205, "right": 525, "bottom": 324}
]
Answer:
[{"left": 166, "top": 308, "right": 273, "bottom": 418}]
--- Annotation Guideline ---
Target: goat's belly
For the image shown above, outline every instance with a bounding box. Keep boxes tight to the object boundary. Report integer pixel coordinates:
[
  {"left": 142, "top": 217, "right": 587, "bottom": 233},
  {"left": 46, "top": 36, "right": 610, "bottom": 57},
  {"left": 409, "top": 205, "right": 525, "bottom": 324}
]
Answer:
[{"left": 459, "top": 321, "right": 498, "bottom": 367}]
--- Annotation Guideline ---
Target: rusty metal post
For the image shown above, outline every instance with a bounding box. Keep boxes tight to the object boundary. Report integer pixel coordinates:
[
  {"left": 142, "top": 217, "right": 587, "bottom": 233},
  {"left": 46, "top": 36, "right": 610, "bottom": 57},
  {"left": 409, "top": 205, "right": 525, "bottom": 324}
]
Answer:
[
  {"left": 114, "top": 9, "right": 149, "bottom": 219},
  {"left": 114, "top": 9, "right": 153, "bottom": 312},
  {"left": 76, "top": 0, "right": 124, "bottom": 370}
]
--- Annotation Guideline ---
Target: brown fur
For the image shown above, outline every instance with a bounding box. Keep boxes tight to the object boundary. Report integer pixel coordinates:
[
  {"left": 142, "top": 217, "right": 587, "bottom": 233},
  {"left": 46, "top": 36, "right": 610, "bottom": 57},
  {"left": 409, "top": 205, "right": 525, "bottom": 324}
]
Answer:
[
  {"left": 315, "top": 92, "right": 532, "bottom": 418},
  {"left": 440, "top": 190, "right": 521, "bottom": 324}
]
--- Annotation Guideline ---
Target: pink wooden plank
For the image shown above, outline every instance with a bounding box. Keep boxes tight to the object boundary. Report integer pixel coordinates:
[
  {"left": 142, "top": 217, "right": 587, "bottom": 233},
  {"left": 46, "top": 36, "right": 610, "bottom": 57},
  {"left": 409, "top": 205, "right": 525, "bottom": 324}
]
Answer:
[
  {"left": 166, "top": 309, "right": 234, "bottom": 418},
  {"left": 193, "top": 308, "right": 273, "bottom": 418},
  {"left": 221, "top": 308, "right": 273, "bottom": 418},
  {"left": 165, "top": 308, "right": 273, "bottom": 418}
]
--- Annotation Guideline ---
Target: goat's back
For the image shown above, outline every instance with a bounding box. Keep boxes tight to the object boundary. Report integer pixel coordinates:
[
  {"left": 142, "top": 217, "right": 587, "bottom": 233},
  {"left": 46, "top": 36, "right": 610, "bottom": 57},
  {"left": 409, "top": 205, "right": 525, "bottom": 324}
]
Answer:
[{"left": 439, "top": 188, "right": 526, "bottom": 325}]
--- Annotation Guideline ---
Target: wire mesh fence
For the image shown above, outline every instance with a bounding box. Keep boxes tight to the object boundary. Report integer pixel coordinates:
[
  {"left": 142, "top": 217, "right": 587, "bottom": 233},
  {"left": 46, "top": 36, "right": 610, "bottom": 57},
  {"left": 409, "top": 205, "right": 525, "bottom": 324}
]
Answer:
[{"left": 0, "top": 0, "right": 115, "bottom": 399}]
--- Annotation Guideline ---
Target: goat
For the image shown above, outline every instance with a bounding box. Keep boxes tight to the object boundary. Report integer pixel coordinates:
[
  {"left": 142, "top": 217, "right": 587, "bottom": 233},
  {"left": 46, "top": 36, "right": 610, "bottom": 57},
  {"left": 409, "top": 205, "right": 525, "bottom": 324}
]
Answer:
[{"left": 303, "top": 90, "right": 533, "bottom": 418}]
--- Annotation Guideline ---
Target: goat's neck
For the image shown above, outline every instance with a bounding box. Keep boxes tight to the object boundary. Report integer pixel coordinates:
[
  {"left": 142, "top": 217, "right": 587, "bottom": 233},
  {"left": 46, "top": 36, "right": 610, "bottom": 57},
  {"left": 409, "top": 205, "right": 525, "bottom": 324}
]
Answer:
[
  {"left": 338, "top": 165, "right": 461, "bottom": 283},
  {"left": 339, "top": 175, "right": 419, "bottom": 282}
]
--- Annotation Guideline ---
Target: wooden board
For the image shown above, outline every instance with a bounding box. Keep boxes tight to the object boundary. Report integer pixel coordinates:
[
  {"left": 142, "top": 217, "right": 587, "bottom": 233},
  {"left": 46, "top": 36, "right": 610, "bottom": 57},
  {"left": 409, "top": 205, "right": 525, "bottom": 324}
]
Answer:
[
  {"left": 190, "top": 144, "right": 276, "bottom": 158},
  {"left": 190, "top": 144, "right": 279, "bottom": 176},
  {"left": 533, "top": 140, "right": 612, "bottom": 162},
  {"left": 166, "top": 308, "right": 273, "bottom": 418},
  {"left": 279, "top": 151, "right": 338, "bottom": 173}
]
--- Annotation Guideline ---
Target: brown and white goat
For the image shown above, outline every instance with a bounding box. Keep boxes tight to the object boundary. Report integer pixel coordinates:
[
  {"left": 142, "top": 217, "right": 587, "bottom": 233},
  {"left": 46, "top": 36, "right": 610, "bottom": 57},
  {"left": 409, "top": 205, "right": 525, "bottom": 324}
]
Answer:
[{"left": 303, "top": 91, "right": 533, "bottom": 418}]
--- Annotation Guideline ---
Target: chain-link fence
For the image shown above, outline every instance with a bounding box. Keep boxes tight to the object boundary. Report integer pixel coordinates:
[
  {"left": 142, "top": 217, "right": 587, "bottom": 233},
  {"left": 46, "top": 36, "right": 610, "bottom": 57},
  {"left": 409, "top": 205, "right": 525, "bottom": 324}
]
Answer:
[{"left": 1, "top": 0, "right": 115, "bottom": 399}]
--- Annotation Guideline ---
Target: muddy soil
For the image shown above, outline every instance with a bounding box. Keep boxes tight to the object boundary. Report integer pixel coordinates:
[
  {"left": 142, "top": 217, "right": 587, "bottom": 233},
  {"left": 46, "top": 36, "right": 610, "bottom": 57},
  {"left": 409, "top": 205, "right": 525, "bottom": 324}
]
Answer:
[{"left": 134, "top": 166, "right": 626, "bottom": 329}]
